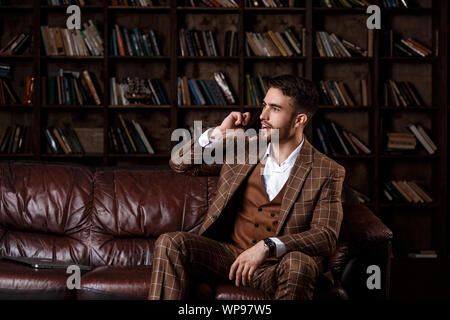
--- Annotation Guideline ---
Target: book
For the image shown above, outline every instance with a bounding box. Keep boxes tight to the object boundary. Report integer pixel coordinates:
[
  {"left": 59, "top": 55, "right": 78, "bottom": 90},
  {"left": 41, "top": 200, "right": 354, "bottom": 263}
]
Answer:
[
  {"left": 73, "top": 128, "right": 103, "bottom": 154},
  {"left": 408, "top": 181, "right": 433, "bottom": 203},
  {"left": 348, "top": 132, "right": 371, "bottom": 154},
  {"left": 407, "top": 124, "right": 435, "bottom": 154},
  {"left": 44, "top": 127, "right": 63, "bottom": 154},
  {"left": 81, "top": 70, "right": 102, "bottom": 105},
  {"left": 131, "top": 119, "right": 155, "bottom": 154}
]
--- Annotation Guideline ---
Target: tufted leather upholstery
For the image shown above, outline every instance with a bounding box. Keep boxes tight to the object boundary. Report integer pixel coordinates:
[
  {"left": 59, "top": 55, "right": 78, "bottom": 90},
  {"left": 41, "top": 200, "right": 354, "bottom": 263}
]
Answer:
[{"left": 0, "top": 161, "right": 393, "bottom": 300}]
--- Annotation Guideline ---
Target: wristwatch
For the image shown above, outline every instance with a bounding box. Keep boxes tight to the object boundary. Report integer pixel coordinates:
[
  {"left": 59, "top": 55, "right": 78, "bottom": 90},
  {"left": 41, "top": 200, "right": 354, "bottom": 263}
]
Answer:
[{"left": 263, "top": 238, "right": 276, "bottom": 258}]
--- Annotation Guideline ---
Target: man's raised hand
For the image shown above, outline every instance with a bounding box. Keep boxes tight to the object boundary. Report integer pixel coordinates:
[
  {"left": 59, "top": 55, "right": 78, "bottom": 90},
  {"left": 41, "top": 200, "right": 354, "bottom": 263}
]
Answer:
[{"left": 210, "top": 111, "right": 251, "bottom": 140}]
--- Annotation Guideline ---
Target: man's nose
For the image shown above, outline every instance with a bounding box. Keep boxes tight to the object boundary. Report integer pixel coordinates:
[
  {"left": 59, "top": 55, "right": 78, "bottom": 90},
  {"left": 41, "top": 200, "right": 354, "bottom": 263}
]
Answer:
[{"left": 260, "top": 106, "right": 269, "bottom": 120}]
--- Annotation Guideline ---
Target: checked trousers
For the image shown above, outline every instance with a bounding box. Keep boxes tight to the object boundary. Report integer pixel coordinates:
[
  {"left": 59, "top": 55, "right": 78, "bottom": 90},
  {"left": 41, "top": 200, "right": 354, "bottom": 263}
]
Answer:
[{"left": 148, "top": 231, "right": 319, "bottom": 300}]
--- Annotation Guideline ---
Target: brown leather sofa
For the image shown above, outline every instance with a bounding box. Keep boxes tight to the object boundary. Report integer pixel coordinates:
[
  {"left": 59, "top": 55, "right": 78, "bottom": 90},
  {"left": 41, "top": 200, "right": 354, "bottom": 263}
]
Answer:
[{"left": 0, "top": 161, "right": 393, "bottom": 300}]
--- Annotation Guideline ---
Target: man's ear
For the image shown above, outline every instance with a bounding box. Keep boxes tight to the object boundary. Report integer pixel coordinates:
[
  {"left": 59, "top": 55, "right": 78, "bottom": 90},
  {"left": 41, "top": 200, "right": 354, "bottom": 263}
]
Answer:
[{"left": 295, "top": 114, "right": 308, "bottom": 127}]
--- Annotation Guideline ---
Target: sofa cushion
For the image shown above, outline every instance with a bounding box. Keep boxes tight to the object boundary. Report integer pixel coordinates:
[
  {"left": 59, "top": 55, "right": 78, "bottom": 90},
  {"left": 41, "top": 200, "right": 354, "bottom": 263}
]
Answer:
[
  {"left": 0, "top": 161, "right": 92, "bottom": 265},
  {"left": 90, "top": 169, "right": 212, "bottom": 266},
  {"left": 215, "top": 284, "right": 270, "bottom": 300},
  {"left": 0, "top": 259, "right": 74, "bottom": 299},
  {"left": 77, "top": 265, "right": 152, "bottom": 299}
]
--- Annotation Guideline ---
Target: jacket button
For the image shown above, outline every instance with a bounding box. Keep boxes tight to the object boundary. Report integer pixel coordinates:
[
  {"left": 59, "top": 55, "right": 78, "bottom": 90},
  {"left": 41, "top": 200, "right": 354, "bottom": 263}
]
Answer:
[
  {"left": 258, "top": 208, "right": 262, "bottom": 212},
  {"left": 252, "top": 239, "right": 257, "bottom": 244},
  {"left": 270, "top": 212, "right": 275, "bottom": 217},
  {"left": 266, "top": 227, "right": 271, "bottom": 232},
  {"left": 254, "top": 223, "right": 259, "bottom": 227},
  {"left": 211, "top": 215, "right": 217, "bottom": 220}
]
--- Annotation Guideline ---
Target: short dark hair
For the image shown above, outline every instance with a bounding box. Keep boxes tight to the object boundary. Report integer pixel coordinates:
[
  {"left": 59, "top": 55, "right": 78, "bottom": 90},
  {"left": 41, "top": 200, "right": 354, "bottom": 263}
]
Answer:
[{"left": 267, "top": 74, "right": 319, "bottom": 124}]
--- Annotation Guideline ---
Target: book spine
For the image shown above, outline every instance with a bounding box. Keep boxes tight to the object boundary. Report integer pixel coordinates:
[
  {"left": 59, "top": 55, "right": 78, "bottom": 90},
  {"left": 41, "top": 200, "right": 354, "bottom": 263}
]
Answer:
[
  {"left": 116, "top": 127, "right": 129, "bottom": 153},
  {"left": 82, "top": 71, "right": 101, "bottom": 105},
  {"left": 407, "top": 124, "right": 434, "bottom": 154},
  {"left": 132, "top": 120, "right": 155, "bottom": 154},
  {"left": 118, "top": 114, "right": 137, "bottom": 153}
]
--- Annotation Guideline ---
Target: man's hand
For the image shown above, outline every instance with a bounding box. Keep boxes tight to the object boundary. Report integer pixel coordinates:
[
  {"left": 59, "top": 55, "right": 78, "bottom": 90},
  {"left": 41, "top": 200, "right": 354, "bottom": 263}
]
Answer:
[
  {"left": 229, "top": 240, "right": 269, "bottom": 287},
  {"left": 210, "top": 111, "right": 251, "bottom": 140}
]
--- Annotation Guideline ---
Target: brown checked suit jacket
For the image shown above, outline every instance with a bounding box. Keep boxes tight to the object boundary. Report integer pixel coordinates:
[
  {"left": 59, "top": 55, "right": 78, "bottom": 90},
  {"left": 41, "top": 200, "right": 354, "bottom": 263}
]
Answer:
[{"left": 169, "top": 134, "right": 346, "bottom": 267}]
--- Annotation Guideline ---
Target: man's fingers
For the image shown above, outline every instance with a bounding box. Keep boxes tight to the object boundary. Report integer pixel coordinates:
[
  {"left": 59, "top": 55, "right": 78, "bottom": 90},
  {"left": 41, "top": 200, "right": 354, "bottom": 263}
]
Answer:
[
  {"left": 233, "top": 112, "right": 243, "bottom": 126},
  {"left": 241, "top": 265, "right": 250, "bottom": 286},
  {"left": 229, "top": 261, "right": 237, "bottom": 281},
  {"left": 235, "top": 264, "right": 244, "bottom": 287},
  {"left": 248, "top": 266, "right": 256, "bottom": 283},
  {"left": 242, "top": 112, "right": 250, "bottom": 126}
]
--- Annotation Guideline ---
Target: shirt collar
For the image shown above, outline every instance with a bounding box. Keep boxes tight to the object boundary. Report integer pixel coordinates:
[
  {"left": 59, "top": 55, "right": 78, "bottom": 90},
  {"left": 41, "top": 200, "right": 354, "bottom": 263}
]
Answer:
[{"left": 263, "top": 136, "right": 305, "bottom": 167}]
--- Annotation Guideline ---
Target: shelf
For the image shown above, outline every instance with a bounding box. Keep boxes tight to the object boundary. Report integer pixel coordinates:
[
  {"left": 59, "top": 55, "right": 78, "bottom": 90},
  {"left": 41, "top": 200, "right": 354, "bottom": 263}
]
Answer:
[
  {"left": 393, "top": 257, "right": 439, "bottom": 263},
  {"left": 379, "top": 202, "right": 439, "bottom": 208},
  {"left": 318, "top": 105, "right": 372, "bottom": 110},
  {"left": 177, "top": 7, "right": 239, "bottom": 13},
  {"left": 177, "top": 56, "right": 239, "bottom": 60},
  {"left": 245, "top": 56, "right": 306, "bottom": 60},
  {"left": 109, "top": 56, "right": 170, "bottom": 60},
  {"left": 380, "top": 106, "right": 439, "bottom": 111},
  {"left": 40, "top": 153, "right": 104, "bottom": 158},
  {"left": 0, "top": 104, "right": 34, "bottom": 109},
  {"left": 0, "top": 55, "right": 33, "bottom": 60},
  {"left": 244, "top": 7, "right": 306, "bottom": 13},
  {"left": 0, "top": 6, "right": 33, "bottom": 11},
  {"left": 41, "top": 56, "right": 104, "bottom": 60},
  {"left": 243, "top": 105, "right": 263, "bottom": 109},
  {"left": 41, "top": 5, "right": 103, "bottom": 11},
  {"left": 41, "top": 105, "right": 103, "bottom": 109},
  {"left": 312, "top": 7, "right": 367, "bottom": 14},
  {"left": 312, "top": 56, "right": 372, "bottom": 61},
  {"left": 380, "top": 154, "right": 439, "bottom": 159},
  {"left": 177, "top": 105, "right": 240, "bottom": 109},
  {"left": 383, "top": 8, "right": 436, "bottom": 15},
  {"left": 109, "top": 105, "right": 171, "bottom": 109},
  {"left": 108, "top": 153, "right": 170, "bottom": 158},
  {"left": 0, "top": 153, "right": 34, "bottom": 158},
  {"left": 109, "top": 6, "right": 170, "bottom": 12},
  {"left": 329, "top": 154, "right": 374, "bottom": 160},
  {"left": 380, "top": 56, "right": 437, "bottom": 62}
]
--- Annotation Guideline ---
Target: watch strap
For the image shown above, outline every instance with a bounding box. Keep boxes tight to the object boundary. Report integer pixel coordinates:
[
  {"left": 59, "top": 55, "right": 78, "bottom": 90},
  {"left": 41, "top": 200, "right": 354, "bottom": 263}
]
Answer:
[{"left": 264, "top": 238, "right": 276, "bottom": 258}]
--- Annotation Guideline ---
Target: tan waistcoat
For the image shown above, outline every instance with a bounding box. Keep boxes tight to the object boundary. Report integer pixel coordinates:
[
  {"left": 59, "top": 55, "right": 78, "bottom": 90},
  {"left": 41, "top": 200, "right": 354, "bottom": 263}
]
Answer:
[{"left": 228, "top": 160, "right": 287, "bottom": 257}]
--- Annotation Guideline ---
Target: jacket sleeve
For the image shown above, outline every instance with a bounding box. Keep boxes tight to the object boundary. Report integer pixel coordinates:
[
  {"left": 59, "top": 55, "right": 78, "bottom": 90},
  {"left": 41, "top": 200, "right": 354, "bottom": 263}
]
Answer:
[
  {"left": 169, "top": 136, "right": 223, "bottom": 177},
  {"left": 277, "top": 165, "right": 346, "bottom": 257}
]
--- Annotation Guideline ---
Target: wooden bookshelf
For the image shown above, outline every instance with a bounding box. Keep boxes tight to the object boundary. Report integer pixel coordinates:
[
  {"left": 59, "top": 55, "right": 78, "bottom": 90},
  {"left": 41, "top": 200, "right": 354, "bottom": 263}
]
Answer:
[{"left": 0, "top": 0, "right": 448, "bottom": 282}]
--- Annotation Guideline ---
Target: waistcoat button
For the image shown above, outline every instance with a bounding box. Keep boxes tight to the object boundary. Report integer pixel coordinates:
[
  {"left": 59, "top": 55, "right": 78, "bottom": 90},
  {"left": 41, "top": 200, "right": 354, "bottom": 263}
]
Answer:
[
  {"left": 267, "top": 227, "right": 271, "bottom": 232},
  {"left": 254, "top": 223, "right": 259, "bottom": 227},
  {"left": 252, "top": 239, "right": 257, "bottom": 244}
]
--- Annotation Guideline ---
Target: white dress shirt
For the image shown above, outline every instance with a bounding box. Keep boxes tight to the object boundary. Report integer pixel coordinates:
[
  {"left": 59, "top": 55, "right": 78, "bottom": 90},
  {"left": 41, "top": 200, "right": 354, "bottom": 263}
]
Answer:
[{"left": 198, "top": 128, "right": 305, "bottom": 258}]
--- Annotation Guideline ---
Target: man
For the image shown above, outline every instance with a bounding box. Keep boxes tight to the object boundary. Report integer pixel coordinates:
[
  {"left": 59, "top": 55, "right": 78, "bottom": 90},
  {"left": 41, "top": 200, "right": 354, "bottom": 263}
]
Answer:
[{"left": 148, "top": 74, "right": 345, "bottom": 300}]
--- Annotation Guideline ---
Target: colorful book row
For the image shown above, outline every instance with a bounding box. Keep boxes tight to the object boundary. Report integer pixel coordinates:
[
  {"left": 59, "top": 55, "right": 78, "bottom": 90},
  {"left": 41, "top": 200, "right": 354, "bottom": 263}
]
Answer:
[
  {"left": 245, "top": 27, "right": 304, "bottom": 57},
  {"left": 42, "top": 69, "right": 103, "bottom": 106},
  {"left": 109, "top": 114, "right": 155, "bottom": 154},
  {"left": 0, "top": 125, "right": 28, "bottom": 154},
  {"left": 316, "top": 119, "right": 371, "bottom": 156},
  {"left": 112, "top": 25, "right": 161, "bottom": 57},
  {"left": 177, "top": 72, "right": 236, "bottom": 106},
  {"left": 41, "top": 21, "right": 103, "bottom": 56}
]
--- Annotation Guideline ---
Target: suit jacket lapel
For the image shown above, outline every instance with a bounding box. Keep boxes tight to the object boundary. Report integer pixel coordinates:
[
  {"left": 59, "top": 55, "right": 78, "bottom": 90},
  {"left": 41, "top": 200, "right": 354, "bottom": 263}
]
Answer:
[
  {"left": 219, "top": 139, "right": 267, "bottom": 212},
  {"left": 276, "top": 138, "right": 314, "bottom": 235},
  {"left": 200, "top": 141, "right": 265, "bottom": 234}
]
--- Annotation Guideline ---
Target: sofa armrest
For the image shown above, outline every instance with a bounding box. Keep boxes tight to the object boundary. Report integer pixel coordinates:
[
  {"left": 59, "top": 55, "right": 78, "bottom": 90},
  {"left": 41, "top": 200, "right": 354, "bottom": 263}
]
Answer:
[
  {"left": 339, "top": 241, "right": 392, "bottom": 299},
  {"left": 330, "top": 203, "right": 393, "bottom": 299}
]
